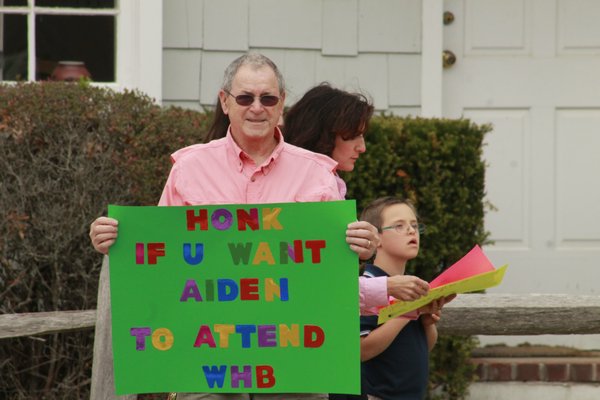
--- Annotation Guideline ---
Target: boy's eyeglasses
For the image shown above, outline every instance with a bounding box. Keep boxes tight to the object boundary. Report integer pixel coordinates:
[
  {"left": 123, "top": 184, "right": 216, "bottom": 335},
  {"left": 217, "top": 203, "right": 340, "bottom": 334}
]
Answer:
[
  {"left": 224, "top": 90, "right": 280, "bottom": 107},
  {"left": 379, "top": 223, "right": 426, "bottom": 235}
]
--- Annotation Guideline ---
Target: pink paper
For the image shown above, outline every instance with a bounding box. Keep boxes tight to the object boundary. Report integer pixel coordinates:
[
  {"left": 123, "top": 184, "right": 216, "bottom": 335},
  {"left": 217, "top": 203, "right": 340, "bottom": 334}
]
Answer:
[{"left": 429, "top": 245, "right": 494, "bottom": 288}]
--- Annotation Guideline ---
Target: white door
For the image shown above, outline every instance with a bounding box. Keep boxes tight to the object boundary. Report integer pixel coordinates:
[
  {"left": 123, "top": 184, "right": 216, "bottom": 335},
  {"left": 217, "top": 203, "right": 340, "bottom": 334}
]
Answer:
[{"left": 442, "top": 0, "right": 600, "bottom": 346}]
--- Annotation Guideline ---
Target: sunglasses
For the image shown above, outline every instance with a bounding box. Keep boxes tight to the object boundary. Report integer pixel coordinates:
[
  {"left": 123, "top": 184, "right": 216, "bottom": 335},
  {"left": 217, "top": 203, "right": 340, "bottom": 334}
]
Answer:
[{"left": 224, "top": 90, "right": 280, "bottom": 107}]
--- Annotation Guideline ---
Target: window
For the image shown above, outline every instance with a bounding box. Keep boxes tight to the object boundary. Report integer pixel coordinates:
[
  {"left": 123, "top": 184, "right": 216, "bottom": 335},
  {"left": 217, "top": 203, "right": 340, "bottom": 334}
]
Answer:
[
  {"left": 1, "top": 0, "right": 116, "bottom": 82},
  {"left": 0, "top": 0, "right": 162, "bottom": 101}
]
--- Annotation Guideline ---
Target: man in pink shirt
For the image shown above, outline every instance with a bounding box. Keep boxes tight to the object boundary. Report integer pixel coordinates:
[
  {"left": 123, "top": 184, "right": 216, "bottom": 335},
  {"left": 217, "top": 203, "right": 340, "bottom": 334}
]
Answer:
[{"left": 89, "top": 53, "right": 428, "bottom": 399}]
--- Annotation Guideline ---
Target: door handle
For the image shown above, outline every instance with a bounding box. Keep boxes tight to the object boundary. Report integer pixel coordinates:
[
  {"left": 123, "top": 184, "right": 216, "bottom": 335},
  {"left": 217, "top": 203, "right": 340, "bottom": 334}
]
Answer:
[{"left": 443, "top": 50, "right": 457, "bottom": 68}]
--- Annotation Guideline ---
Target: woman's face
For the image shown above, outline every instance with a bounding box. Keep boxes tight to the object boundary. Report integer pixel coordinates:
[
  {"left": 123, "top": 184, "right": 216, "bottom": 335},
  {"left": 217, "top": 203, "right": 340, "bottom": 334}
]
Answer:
[{"left": 331, "top": 134, "right": 366, "bottom": 172}]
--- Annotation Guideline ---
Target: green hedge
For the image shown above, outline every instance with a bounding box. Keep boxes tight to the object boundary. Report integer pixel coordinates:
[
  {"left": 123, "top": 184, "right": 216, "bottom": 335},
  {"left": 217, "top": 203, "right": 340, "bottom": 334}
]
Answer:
[
  {"left": 0, "top": 83, "right": 490, "bottom": 399},
  {"left": 0, "top": 82, "right": 208, "bottom": 399}
]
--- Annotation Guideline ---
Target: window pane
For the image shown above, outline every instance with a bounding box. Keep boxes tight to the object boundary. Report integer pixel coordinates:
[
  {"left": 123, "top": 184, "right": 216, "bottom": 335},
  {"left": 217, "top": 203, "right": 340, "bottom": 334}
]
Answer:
[
  {"left": 1, "top": 14, "right": 28, "bottom": 81},
  {"left": 35, "top": 0, "right": 115, "bottom": 8},
  {"left": 3, "top": 0, "right": 28, "bottom": 6},
  {"left": 36, "top": 14, "right": 115, "bottom": 82}
]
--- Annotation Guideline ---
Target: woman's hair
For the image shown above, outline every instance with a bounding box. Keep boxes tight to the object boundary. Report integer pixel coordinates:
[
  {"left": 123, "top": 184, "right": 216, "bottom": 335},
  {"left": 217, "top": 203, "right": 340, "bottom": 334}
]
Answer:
[
  {"left": 360, "top": 197, "right": 419, "bottom": 231},
  {"left": 205, "top": 100, "right": 229, "bottom": 142},
  {"left": 205, "top": 52, "right": 285, "bottom": 142},
  {"left": 283, "top": 83, "right": 374, "bottom": 156}
]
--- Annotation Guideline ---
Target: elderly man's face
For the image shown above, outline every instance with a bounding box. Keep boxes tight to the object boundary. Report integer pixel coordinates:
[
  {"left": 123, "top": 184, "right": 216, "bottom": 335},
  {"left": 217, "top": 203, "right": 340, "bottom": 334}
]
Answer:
[{"left": 220, "top": 64, "right": 285, "bottom": 147}]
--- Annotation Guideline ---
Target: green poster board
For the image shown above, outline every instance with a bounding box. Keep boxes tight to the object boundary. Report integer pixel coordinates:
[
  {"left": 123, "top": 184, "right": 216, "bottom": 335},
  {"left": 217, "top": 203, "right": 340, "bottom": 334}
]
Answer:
[{"left": 108, "top": 201, "right": 360, "bottom": 395}]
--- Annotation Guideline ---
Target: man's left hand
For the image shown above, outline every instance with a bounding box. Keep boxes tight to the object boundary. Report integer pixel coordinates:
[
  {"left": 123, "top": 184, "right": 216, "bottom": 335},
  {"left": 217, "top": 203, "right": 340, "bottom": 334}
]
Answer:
[{"left": 346, "top": 220, "right": 380, "bottom": 260}]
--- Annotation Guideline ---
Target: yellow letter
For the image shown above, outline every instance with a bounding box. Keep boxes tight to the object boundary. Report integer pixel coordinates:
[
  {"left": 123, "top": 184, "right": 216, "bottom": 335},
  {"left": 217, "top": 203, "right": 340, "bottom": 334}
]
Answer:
[
  {"left": 279, "top": 324, "right": 300, "bottom": 347},
  {"left": 253, "top": 242, "right": 275, "bottom": 265},
  {"left": 152, "top": 327, "right": 174, "bottom": 351},
  {"left": 262, "top": 208, "right": 283, "bottom": 230},
  {"left": 213, "top": 324, "right": 235, "bottom": 348}
]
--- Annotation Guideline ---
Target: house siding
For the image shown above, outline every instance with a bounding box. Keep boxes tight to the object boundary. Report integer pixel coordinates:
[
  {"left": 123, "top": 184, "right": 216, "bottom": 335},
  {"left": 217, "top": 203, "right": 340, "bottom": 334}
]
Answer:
[{"left": 162, "top": 0, "right": 422, "bottom": 114}]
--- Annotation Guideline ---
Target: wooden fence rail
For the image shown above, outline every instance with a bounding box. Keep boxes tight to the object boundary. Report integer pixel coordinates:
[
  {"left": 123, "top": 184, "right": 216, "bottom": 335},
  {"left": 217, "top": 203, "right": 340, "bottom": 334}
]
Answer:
[
  {"left": 2, "top": 262, "right": 600, "bottom": 400},
  {"left": 3, "top": 293, "right": 600, "bottom": 339}
]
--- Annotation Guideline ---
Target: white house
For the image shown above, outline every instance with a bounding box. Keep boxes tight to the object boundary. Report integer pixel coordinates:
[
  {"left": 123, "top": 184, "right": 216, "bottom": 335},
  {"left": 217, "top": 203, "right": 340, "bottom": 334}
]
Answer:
[{"left": 3, "top": 0, "right": 599, "bottom": 349}]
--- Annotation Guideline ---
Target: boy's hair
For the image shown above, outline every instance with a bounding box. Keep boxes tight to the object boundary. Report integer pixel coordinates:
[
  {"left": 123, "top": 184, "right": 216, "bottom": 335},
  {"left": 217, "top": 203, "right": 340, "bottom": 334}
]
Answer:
[{"left": 360, "top": 196, "right": 419, "bottom": 232}]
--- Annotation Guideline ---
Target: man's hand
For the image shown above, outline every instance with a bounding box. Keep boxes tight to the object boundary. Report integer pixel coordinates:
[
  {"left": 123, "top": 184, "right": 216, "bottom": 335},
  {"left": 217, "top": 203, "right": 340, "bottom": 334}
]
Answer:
[
  {"left": 89, "top": 216, "right": 119, "bottom": 255},
  {"left": 387, "top": 275, "right": 429, "bottom": 301},
  {"left": 346, "top": 220, "right": 380, "bottom": 260}
]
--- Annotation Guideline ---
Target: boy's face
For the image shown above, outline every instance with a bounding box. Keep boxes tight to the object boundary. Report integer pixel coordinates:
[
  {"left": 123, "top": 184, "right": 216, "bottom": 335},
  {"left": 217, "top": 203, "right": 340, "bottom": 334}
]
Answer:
[{"left": 378, "top": 203, "right": 420, "bottom": 261}]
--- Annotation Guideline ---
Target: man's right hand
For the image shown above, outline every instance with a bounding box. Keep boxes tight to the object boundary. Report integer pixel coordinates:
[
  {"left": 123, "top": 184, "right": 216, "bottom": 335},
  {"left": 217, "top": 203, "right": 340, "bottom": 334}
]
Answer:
[
  {"left": 89, "top": 216, "right": 119, "bottom": 255},
  {"left": 387, "top": 275, "right": 429, "bottom": 301}
]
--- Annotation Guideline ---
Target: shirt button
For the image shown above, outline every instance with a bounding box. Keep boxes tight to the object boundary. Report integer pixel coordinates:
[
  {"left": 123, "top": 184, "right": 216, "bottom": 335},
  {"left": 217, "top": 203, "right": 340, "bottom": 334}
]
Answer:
[{"left": 251, "top": 177, "right": 256, "bottom": 182}]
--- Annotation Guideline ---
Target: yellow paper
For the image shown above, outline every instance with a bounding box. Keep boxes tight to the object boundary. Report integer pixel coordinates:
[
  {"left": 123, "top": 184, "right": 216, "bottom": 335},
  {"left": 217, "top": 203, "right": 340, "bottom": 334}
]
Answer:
[{"left": 377, "top": 265, "right": 508, "bottom": 324}]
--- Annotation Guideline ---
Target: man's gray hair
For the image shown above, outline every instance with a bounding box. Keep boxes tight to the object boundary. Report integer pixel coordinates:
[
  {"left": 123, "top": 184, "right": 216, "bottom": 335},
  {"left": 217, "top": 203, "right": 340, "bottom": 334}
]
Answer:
[{"left": 222, "top": 52, "right": 285, "bottom": 95}]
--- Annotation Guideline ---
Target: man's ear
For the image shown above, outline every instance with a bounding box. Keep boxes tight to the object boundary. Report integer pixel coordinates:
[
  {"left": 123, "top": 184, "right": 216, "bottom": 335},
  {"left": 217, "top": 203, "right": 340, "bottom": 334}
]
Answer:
[{"left": 219, "top": 90, "right": 229, "bottom": 115}]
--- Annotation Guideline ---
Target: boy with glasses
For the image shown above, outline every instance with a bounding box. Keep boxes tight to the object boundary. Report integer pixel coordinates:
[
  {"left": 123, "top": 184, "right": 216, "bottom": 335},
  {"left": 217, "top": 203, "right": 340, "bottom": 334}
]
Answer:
[{"left": 358, "top": 197, "right": 454, "bottom": 400}]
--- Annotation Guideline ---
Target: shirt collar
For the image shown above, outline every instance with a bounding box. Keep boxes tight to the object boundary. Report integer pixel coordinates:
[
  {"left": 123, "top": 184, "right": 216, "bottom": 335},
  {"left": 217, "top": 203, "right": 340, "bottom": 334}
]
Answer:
[
  {"left": 225, "top": 126, "right": 284, "bottom": 174},
  {"left": 363, "top": 264, "right": 389, "bottom": 278}
]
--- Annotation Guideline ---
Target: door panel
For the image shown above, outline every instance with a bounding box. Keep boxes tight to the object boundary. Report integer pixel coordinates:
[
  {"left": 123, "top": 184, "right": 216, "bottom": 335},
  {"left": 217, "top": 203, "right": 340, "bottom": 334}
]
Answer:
[{"left": 443, "top": 0, "right": 600, "bottom": 348}]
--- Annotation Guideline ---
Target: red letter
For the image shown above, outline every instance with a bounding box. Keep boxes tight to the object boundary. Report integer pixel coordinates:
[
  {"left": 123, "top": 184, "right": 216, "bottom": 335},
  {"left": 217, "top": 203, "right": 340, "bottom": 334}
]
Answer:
[
  {"left": 135, "top": 243, "right": 144, "bottom": 264},
  {"left": 237, "top": 208, "right": 259, "bottom": 231},
  {"left": 187, "top": 209, "right": 208, "bottom": 231},
  {"left": 240, "top": 278, "right": 259, "bottom": 300},
  {"left": 147, "top": 242, "right": 165, "bottom": 264},
  {"left": 292, "top": 240, "right": 304, "bottom": 263},
  {"left": 305, "top": 240, "right": 326, "bottom": 263},
  {"left": 193, "top": 325, "right": 216, "bottom": 348},
  {"left": 304, "top": 325, "right": 325, "bottom": 348},
  {"left": 256, "top": 365, "right": 276, "bottom": 388}
]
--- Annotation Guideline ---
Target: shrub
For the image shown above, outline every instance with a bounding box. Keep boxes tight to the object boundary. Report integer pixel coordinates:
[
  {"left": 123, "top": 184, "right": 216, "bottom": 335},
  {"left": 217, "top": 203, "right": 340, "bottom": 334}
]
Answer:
[
  {"left": 0, "top": 84, "right": 490, "bottom": 399},
  {"left": 0, "top": 82, "right": 209, "bottom": 399}
]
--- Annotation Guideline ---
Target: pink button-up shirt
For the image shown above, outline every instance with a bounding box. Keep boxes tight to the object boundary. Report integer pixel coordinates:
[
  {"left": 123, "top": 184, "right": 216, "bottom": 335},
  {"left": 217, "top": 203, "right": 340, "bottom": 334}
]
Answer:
[
  {"left": 159, "top": 128, "right": 342, "bottom": 206},
  {"left": 158, "top": 127, "right": 388, "bottom": 315}
]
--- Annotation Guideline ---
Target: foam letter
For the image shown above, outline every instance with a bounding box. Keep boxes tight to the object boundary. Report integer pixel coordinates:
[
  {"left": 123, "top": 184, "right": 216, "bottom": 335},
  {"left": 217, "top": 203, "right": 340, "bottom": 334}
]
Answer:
[
  {"left": 279, "top": 324, "right": 300, "bottom": 347},
  {"left": 130, "top": 327, "right": 152, "bottom": 351},
  {"left": 212, "top": 208, "right": 233, "bottom": 230},
  {"left": 147, "top": 242, "right": 165, "bottom": 264},
  {"left": 151, "top": 327, "right": 174, "bottom": 351},
  {"left": 217, "top": 279, "right": 239, "bottom": 301},
  {"left": 305, "top": 240, "right": 326, "bottom": 263},
  {"left": 258, "top": 325, "right": 277, "bottom": 347},
  {"left": 193, "top": 325, "right": 216, "bottom": 348},
  {"left": 240, "top": 278, "right": 259, "bottom": 300},
  {"left": 228, "top": 242, "right": 253, "bottom": 265},
  {"left": 252, "top": 242, "right": 275, "bottom": 265},
  {"left": 235, "top": 325, "right": 257, "bottom": 348},
  {"left": 256, "top": 365, "right": 276, "bottom": 388},
  {"left": 265, "top": 278, "right": 289, "bottom": 301},
  {"left": 202, "top": 365, "right": 227, "bottom": 388},
  {"left": 204, "top": 279, "right": 214, "bottom": 301},
  {"left": 180, "top": 279, "right": 202, "bottom": 302},
  {"left": 135, "top": 243, "right": 144, "bottom": 264},
  {"left": 262, "top": 208, "right": 283, "bottom": 230},
  {"left": 292, "top": 240, "right": 304, "bottom": 263},
  {"left": 231, "top": 365, "right": 253, "bottom": 388},
  {"left": 237, "top": 208, "right": 259, "bottom": 231},
  {"left": 304, "top": 325, "right": 325, "bottom": 348},
  {"left": 182, "top": 243, "right": 204, "bottom": 265},
  {"left": 214, "top": 324, "right": 235, "bottom": 348},
  {"left": 186, "top": 209, "right": 208, "bottom": 231}
]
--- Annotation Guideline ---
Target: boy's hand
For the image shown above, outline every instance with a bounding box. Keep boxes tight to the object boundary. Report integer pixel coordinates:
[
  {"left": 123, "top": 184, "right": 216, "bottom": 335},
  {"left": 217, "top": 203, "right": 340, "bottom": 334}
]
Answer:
[
  {"left": 419, "top": 294, "right": 456, "bottom": 326},
  {"left": 420, "top": 298, "right": 444, "bottom": 326}
]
